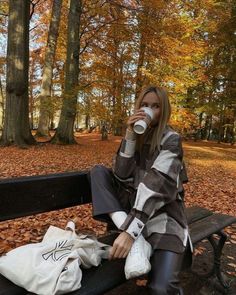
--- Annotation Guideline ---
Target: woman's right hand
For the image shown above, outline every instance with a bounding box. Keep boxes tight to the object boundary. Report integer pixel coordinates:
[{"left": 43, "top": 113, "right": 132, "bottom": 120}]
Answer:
[
  {"left": 109, "top": 231, "right": 134, "bottom": 260},
  {"left": 126, "top": 109, "right": 146, "bottom": 131}
]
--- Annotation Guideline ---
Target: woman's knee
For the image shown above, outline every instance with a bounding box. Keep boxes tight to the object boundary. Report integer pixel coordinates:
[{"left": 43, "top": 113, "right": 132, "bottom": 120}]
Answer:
[
  {"left": 89, "top": 165, "right": 115, "bottom": 188},
  {"left": 90, "top": 164, "right": 109, "bottom": 177}
]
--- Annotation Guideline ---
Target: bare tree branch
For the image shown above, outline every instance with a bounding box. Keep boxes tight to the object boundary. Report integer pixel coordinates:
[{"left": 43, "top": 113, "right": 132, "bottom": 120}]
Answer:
[
  {"left": 79, "top": 18, "right": 120, "bottom": 56},
  {"left": 79, "top": 17, "right": 119, "bottom": 40},
  {"left": 29, "top": 24, "right": 39, "bottom": 32},
  {"left": 30, "top": 0, "right": 42, "bottom": 20},
  {"left": 109, "top": 0, "right": 141, "bottom": 12}
]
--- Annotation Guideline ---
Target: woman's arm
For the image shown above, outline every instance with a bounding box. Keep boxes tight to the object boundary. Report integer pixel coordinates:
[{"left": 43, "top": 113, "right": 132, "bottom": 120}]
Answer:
[
  {"left": 112, "top": 127, "right": 137, "bottom": 180},
  {"left": 119, "top": 132, "right": 184, "bottom": 239},
  {"left": 112, "top": 109, "right": 146, "bottom": 180}
]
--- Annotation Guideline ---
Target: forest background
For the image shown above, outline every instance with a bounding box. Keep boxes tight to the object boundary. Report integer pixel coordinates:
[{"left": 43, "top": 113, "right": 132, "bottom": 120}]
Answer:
[{"left": 0, "top": 0, "right": 235, "bottom": 145}]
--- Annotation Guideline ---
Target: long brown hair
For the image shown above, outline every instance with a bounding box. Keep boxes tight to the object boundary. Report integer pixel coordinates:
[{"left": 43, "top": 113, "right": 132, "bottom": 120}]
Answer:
[{"left": 135, "top": 85, "right": 171, "bottom": 155}]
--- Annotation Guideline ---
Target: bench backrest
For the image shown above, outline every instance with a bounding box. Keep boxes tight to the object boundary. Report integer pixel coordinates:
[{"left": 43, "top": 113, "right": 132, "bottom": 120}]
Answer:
[{"left": 0, "top": 171, "right": 91, "bottom": 221}]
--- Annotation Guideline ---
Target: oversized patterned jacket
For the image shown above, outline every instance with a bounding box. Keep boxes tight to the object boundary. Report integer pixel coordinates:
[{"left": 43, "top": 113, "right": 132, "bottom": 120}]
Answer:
[{"left": 112, "top": 124, "right": 193, "bottom": 254}]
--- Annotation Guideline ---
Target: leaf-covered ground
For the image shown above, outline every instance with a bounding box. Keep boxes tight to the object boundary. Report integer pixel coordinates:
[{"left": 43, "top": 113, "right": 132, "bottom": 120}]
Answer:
[{"left": 0, "top": 132, "right": 235, "bottom": 294}]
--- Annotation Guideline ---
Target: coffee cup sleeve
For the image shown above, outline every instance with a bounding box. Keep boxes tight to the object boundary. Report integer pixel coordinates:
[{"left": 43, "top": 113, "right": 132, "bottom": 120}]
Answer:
[{"left": 133, "top": 120, "right": 147, "bottom": 134}]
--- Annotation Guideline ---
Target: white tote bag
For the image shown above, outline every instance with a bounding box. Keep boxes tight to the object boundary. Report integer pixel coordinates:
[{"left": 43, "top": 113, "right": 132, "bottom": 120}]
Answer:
[{"left": 0, "top": 221, "right": 111, "bottom": 295}]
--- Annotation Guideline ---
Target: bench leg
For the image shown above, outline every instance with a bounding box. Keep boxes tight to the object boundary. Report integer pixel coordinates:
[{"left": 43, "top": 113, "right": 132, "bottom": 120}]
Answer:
[{"left": 207, "top": 230, "right": 230, "bottom": 290}]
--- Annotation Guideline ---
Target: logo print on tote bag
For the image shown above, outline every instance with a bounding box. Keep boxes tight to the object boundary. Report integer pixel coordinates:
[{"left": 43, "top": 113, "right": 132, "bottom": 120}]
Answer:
[{"left": 42, "top": 240, "right": 73, "bottom": 262}]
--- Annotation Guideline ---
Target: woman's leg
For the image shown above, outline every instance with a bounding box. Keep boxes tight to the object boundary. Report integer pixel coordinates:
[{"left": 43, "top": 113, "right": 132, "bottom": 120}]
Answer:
[
  {"left": 88, "top": 165, "right": 152, "bottom": 279},
  {"left": 88, "top": 164, "right": 128, "bottom": 225},
  {"left": 147, "top": 248, "right": 184, "bottom": 295}
]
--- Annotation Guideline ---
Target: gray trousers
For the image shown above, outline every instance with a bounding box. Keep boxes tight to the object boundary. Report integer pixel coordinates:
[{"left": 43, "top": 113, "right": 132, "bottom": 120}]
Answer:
[
  {"left": 88, "top": 164, "right": 136, "bottom": 223},
  {"left": 88, "top": 164, "right": 185, "bottom": 295}
]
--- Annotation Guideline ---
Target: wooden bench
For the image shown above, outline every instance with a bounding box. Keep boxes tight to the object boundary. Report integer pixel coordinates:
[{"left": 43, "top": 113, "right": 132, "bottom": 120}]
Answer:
[{"left": 0, "top": 171, "right": 235, "bottom": 295}]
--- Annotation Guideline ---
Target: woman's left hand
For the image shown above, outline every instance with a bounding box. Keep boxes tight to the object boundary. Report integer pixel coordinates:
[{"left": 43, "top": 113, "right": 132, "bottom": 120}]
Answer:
[{"left": 109, "top": 232, "right": 134, "bottom": 260}]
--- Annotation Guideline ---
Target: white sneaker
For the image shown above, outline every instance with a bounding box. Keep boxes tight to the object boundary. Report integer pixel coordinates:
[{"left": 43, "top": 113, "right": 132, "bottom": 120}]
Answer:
[{"left": 124, "top": 235, "right": 152, "bottom": 279}]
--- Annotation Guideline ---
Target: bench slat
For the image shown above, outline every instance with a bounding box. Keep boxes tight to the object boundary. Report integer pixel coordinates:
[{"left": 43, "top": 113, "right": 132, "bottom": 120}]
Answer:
[
  {"left": 0, "top": 172, "right": 91, "bottom": 221},
  {"left": 75, "top": 259, "right": 126, "bottom": 295},
  {"left": 0, "top": 260, "right": 126, "bottom": 295},
  {"left": 189, "top": 213, "right": 236, "bottom": 244},
  {"left": 186, "top": 206, "right": 213, "bottom": 224},
  {"left": 0, "top": 275, "right": 25, "bottom": 295}
]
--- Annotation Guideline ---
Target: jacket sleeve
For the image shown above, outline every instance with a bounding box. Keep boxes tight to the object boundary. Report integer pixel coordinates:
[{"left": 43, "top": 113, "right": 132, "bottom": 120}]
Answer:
[
  {"left": 112, "top": 128, "right": 137, "bottom": 180},
  {"left": 119, "top": 132, "right": 184, "bottom": 239}
]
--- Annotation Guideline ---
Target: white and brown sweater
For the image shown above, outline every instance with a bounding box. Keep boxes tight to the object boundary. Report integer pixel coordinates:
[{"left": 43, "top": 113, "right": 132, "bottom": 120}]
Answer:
[{"left": 112, "top": 125, "right": 193, "bottom": 254}]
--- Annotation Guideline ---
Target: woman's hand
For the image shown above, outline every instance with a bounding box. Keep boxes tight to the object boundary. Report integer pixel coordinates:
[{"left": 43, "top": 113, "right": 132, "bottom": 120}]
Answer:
[
  {"left": 127, "top": 109, "right": 146, "bottom": 131},
  {"left": 109, "top": 232, "right": 134, "bottom": 260}
]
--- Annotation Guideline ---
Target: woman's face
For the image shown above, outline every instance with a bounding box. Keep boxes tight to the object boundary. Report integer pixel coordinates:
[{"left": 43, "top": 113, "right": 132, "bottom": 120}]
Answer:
[{"left": 140, "top": 91, "right": 161, "bottom": 127}]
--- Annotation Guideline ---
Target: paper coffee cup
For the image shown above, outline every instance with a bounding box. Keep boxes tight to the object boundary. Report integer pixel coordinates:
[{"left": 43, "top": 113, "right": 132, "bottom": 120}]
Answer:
[{"left": 133, "top": 107, "right": 154, "bottom": 134}]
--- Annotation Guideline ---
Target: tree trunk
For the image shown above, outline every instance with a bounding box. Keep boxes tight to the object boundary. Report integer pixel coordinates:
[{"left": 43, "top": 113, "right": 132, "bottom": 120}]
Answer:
[
  {"left": 231, "top": 117, "right": 236, "bottom": 145},
  {"left": 135, "top": 31, "right": 146, "bottom": 101},
  {"left": 206, "top": 114, "right": 212, "bottom": 140},
  {"left": 29, "top": 80, "right": 34, "bottom": 130},
  {"left": 1, "top": 0, "right": 35, "bottom": 147},
  {"left": 203, "top": 115, "right": 211, "bottom": 140},
  {"left": 113, "top": 58, "right": 124, "bottom": 136},
  {"left": 134, "top": 8, "right": 150, "bottom": 101},
  {"left": 198, "top": 112, "right": 203, "bottom": 140},
  {"left": 217, "top": 104, "right": 225, "bottom": 143},
  {"left": 51, "top": 0, "right": 81, "bottom": 144},
  {"left": 85, "top": 114, "right": 90, "bottom": 129},
  {"left": 36, "top": 0, "right": 62, "bottom": 138},
  {"left": 0, "top": 76, "right": 4, "bottom": 128},
  {"left": 109, "top": 6, "right": 124, "bottom": 136},
  {"left": 101, "top": 125, "right": 108, "bottom": 140}
]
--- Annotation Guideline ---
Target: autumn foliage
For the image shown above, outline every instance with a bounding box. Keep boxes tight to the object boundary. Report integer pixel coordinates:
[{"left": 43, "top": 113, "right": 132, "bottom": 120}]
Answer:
[{"left": 0, "top": 0, "right": 235, "bottom": 145}]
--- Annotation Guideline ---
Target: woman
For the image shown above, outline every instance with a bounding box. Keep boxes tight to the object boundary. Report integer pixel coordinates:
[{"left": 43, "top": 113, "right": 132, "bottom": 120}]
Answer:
[{"left": 89, "top": 85, "right": 193, "bottom": 294}]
